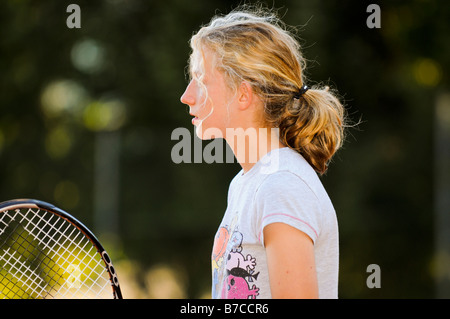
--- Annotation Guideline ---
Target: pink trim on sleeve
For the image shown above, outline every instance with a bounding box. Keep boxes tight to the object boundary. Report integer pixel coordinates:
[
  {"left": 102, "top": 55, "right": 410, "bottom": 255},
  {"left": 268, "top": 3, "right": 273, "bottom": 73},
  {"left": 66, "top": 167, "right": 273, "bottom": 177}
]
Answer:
[{"left": 258, "top": 213, "right": 318, "bottom": 243}]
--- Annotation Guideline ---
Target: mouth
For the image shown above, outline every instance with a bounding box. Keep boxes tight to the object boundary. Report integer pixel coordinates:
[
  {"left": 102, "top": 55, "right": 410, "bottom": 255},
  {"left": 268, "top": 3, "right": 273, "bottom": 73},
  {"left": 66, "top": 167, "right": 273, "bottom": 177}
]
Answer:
[{"left": 190, "top": 113, "right": 199, "bottom": 125}]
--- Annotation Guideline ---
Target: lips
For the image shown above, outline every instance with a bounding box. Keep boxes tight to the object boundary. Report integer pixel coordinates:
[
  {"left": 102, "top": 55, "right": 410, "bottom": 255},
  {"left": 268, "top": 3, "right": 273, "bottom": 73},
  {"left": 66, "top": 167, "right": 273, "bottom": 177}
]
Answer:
[{"left": 190, "top": 113, "right": 199, "bottom": 125}]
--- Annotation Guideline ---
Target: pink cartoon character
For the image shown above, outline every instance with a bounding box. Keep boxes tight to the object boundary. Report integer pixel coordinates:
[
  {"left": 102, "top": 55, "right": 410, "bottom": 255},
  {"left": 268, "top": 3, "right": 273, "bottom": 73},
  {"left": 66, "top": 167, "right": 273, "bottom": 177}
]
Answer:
[{"left": 222, "top": 274, "right": 259, "bottom": 299}]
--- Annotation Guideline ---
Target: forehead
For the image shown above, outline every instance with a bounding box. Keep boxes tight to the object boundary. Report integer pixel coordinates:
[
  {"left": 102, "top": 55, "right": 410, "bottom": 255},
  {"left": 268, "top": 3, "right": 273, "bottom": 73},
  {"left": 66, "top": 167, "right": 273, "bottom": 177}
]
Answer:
[{"left": 190, "top": 46, "right": 218, "bottom": 76}]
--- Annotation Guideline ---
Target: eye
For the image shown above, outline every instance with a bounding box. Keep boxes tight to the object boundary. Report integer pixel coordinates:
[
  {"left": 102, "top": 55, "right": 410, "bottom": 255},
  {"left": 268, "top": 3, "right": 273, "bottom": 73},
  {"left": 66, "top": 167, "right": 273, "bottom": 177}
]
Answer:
[{"left": 190, "top": 70, "right": 203, "bottom": 81}]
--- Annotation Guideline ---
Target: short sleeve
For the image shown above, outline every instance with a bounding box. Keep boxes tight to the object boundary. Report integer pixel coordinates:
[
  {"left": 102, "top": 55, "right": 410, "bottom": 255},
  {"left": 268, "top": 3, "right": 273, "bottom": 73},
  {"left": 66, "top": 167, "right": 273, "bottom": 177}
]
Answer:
[{"left": 255, "top": 171, "right": 322, "bottom": 246}]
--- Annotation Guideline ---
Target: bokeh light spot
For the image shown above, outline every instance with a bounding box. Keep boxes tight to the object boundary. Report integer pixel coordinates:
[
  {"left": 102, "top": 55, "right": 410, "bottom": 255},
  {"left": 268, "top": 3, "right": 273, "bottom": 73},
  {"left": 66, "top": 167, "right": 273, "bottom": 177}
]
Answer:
[
  {"left": 71, "top": 38, "right": 106, "bottom": 74},
  {"left": 413, "top": 58, "right": 442, "bottom": 87}
]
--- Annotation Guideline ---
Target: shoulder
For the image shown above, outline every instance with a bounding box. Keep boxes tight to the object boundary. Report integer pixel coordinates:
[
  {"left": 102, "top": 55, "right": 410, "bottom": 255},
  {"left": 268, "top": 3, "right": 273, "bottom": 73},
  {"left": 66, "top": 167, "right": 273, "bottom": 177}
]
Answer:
[
  {"left": 255, "top": 170, "right": 319, "bottom": 207},
  {"left": 254, "top": 169, "right": 323, "bottom": 245},
  {"left": 255, "top": 148, "right": 320, "bottom": 199}
]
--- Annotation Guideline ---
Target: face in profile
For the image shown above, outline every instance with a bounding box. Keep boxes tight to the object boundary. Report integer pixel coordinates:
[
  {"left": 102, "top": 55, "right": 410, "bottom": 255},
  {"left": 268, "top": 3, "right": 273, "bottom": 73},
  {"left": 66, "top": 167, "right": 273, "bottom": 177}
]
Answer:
[{"left": 180, "top": 48, "right": 240, "bottom": 140}]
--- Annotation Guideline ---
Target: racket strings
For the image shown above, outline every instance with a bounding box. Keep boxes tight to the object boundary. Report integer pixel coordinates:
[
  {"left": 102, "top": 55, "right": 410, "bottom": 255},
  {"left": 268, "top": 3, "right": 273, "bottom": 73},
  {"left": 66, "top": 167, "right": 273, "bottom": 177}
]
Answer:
[
  {"left": 0, "top": 207, "right": 112, "bottom": 299},
  {"left": 1, "top": 235, "right": 49, "bottom": 298},
  {"left": 1, "top": 212, "right": 51, "bottom": 298}
]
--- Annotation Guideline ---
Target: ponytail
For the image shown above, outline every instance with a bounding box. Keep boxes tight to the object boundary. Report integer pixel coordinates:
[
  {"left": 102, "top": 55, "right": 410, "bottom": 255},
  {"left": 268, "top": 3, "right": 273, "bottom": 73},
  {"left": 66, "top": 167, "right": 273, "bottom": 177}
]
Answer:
[{"left": 277, "top": 85, "right": 345, "bottom": 174}]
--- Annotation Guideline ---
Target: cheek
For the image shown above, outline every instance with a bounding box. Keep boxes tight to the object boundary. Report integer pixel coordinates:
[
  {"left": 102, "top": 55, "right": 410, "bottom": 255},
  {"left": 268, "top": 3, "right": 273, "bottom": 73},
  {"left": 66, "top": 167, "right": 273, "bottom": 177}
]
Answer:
[
  {"left": 200, "top": 83, "right": 232, "bottom": 128},
  {"left": 197, "top": 104, "right": 228, "bottom": 140},
  {"left": 198, "top": 91, "right": 218, "bottom": 118},
  {"left": 205, "top": 101, "right": 228, "bottom": 126}
]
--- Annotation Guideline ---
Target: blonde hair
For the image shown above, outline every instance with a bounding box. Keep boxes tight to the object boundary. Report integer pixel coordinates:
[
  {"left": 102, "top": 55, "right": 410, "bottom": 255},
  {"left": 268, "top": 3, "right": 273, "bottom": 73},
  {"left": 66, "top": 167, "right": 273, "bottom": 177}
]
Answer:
[{"left": 188, "top": 7, "right": 346, "bottom": 174}]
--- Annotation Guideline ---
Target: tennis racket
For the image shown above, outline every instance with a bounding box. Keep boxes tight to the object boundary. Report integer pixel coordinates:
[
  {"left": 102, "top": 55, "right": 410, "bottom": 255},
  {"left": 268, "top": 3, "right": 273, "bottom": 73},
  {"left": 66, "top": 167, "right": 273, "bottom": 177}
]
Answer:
[{"left": 0, "top": 199, "right": 122, "bottom": 299}]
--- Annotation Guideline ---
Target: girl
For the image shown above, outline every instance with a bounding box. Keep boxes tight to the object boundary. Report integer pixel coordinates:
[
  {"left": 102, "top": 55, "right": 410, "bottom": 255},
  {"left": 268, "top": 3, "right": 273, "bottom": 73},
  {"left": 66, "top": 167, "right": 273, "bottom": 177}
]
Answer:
[{"left": 180, "top": 7, "right": 345, "bottom": 299}]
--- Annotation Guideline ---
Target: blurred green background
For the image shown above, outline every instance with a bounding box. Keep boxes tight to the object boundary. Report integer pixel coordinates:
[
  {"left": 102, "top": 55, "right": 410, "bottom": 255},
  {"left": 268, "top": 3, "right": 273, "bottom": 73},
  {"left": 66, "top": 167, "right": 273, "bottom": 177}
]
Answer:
[{"left": 1, "top": 0, "right": 449, "bottom": 298}]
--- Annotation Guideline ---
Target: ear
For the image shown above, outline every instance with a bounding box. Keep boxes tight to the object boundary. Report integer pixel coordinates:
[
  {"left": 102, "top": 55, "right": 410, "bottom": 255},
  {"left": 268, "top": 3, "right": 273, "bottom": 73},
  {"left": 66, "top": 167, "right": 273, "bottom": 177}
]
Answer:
[{"left": 236, "top": 81, "right": 254, "bottom": 111}]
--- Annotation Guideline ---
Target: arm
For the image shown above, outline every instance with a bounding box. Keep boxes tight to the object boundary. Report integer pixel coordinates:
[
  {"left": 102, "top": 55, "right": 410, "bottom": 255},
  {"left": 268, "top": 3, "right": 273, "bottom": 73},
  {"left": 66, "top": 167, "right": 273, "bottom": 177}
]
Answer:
[{"left": 264, "top": 222, "right": 318, "bottom": 298}]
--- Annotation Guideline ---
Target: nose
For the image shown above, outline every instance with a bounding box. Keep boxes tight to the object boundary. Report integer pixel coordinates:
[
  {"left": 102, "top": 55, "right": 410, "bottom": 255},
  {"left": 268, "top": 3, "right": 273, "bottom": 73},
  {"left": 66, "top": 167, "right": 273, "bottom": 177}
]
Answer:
[{"left": 180, "top": 80, "right": 195, "bottom": 106}]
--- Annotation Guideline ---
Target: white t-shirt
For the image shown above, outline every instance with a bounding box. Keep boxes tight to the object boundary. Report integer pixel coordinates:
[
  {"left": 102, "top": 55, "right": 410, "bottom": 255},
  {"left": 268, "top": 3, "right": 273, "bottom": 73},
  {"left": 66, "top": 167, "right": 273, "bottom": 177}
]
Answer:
[{"left": 211, "top": 147, "right": 339, "bottom": 299}]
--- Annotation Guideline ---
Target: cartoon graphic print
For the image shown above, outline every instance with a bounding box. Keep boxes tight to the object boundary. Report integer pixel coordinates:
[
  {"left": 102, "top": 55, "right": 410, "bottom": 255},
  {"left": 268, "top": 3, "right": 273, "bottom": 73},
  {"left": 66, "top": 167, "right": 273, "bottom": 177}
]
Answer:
[
  {"left": 223, "top": 274, "right": 259, "bottom": 299},
  {"left": 212, "top": 219, "right": 260, "bottom": 299}
]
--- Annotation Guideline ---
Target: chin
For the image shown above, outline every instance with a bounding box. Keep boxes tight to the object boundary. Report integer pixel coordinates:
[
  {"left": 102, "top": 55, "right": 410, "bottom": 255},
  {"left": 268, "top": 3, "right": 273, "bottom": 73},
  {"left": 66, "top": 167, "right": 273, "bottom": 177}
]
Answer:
[{"left": 195, "top": 124, "right": 224, "bottom": 140}]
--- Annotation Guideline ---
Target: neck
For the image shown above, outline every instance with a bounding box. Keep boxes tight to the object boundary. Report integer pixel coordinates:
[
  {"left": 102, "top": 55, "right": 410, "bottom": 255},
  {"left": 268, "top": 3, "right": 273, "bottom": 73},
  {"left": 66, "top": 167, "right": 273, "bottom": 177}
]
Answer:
[{"left": 225, "top": 126, "right": 284, "bottom": 173}]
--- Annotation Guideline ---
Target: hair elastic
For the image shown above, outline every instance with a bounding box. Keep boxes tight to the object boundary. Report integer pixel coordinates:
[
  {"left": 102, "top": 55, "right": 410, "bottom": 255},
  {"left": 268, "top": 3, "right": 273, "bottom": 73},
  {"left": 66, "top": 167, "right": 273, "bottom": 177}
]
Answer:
[{"left": 294, "top": 84, "right": 309, "bottom": 99}]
